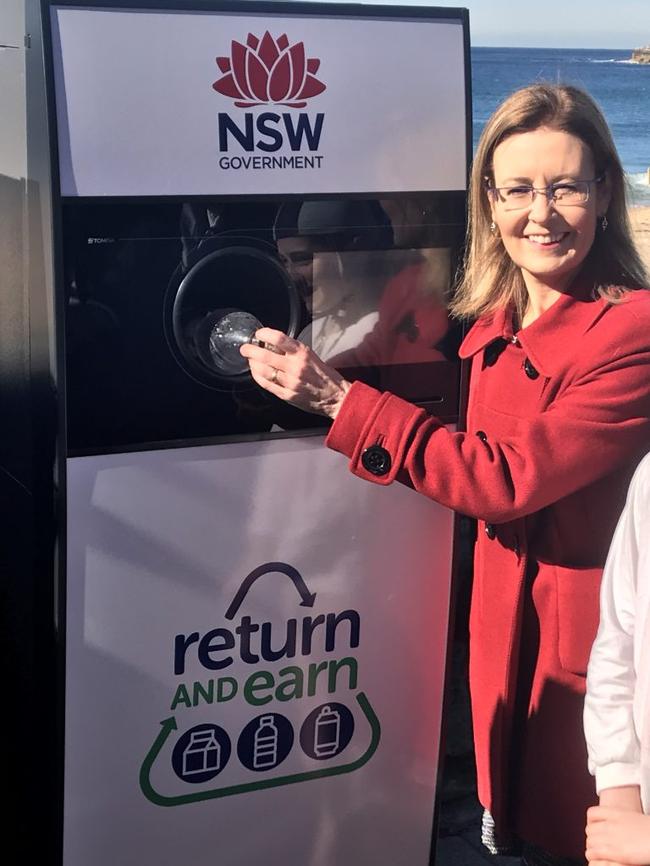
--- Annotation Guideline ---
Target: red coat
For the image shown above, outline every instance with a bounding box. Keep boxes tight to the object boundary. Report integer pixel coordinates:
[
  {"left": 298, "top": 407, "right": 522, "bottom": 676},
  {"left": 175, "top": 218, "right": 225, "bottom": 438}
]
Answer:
[
  {"left": 334, "top": 262, "right": 450, "bottom": 368},
  {"left": 326, "top": 286, "right": 650, "bottom": 859}
]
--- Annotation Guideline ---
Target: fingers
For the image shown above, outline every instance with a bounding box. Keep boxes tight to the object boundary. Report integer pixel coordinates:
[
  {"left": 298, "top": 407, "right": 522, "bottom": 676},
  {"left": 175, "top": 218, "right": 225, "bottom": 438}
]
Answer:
[
  {"left": 254, "top": 328, "right": 301, "bottom": 354},
  {"left": 587, "top": 856, "right": 623, "bottom": 866},
  {"left": 240, "top": 332, "right": 311, "bottom": 391},
  {"left": 246, "top": 358, "right": 287, "bottom": 398},
  {"left": 586, "top": 851, "right": 625, "bottom": 866},
  {"left": 238, "top": 328, "right": 349, "bottom": 418},
  {"left": 588, "top": 807, "right": 613, "bottom": 823},
  {"left": 585, "top": 820, "right": 628, "bottom": 864},
  {"left": 240, "top": 330, "right": 306, "bottom": 369},
  {"left": 240, "top": 341, "right": 288, "bottom": 371}
]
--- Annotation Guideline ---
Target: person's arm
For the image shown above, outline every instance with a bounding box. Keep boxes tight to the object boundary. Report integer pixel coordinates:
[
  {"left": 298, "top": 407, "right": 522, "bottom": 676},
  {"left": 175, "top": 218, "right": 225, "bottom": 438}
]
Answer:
[
  {"left": 326, "top": 342, "right": 650, "bottom": 521},
  {"left": 241, "top": 318, "right": 650, "bottom": 522},
  {"left": 583, "top": 461, "right": 649, "bottom": 864},
  {"left": 598, "top": 786, "right": 643, "bottom": 811},
  {"left": 584, "top": 457, "right": 650, "bottom": 803}
]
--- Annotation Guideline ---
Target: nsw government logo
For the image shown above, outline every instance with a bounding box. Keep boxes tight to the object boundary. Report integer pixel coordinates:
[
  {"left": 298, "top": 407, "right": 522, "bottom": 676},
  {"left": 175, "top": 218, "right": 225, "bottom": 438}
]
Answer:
[{"left": 212, "top": 32, "right": 326, "bottom": 172}]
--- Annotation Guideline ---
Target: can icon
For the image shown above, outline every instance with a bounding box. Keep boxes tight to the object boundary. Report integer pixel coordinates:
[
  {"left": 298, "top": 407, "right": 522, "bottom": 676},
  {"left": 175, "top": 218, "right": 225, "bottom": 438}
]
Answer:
[
  {"left": 314, "top": 705, "right": 341, "bottom": 757},
  {"left": 253, "top": 715, "right": 279, "bottom": 769}
]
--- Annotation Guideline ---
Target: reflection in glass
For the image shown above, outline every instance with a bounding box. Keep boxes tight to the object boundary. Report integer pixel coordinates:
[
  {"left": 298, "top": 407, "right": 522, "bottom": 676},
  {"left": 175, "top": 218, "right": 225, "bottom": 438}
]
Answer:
[
  {"left": 298, "top": 247, "right": 453, "bottom": 368},
  {"left": 298, "top": 251, "right": 379, "bottom": 360}
]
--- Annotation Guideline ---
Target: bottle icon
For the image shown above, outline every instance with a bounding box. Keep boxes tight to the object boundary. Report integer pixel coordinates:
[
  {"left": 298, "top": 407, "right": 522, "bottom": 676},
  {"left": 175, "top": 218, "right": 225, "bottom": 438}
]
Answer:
[
  {"left": 253, "top": 715, "right": 279, "bottom": 769},
  {"left": 182, "top": 729, "right": 221, "bottom": 776},
  {"left": 314, "top": 705, "right": 341, "bottom": 757}
]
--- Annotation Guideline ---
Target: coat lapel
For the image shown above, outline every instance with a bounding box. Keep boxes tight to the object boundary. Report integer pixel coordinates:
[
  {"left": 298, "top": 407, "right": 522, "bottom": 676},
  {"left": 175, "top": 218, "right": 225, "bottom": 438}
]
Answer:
[{"left": 459, "top": 289, "right": 610, "bottom": 377}]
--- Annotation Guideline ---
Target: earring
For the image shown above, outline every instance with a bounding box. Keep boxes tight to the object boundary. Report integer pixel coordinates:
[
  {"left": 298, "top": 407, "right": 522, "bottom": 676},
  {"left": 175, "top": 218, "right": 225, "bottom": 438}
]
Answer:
[
  {"left": 601, "top": 215, "right": 608, "bottom": 232},
  {"left": 490, "top": 221, "right": 497, "bottom": 234}
]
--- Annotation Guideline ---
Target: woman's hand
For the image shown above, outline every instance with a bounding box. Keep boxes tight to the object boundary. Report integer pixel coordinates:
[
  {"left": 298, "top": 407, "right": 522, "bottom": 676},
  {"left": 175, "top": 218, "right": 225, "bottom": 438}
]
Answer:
[{"left": 240, "top": 327, "right": 352, "bottom": 420}]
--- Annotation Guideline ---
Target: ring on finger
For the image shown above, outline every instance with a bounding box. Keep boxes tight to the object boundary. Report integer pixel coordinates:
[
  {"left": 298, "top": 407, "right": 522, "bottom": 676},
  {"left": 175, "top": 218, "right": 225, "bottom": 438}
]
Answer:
[{"left": 270, "top": 368, "right": 279, "bottom": 385}]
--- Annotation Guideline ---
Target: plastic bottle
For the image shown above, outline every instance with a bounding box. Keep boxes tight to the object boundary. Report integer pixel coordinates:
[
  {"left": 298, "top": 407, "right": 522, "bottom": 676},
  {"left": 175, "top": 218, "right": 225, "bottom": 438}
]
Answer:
[{"left": 253, "top": 715, "right": 279, "bottom": 769}]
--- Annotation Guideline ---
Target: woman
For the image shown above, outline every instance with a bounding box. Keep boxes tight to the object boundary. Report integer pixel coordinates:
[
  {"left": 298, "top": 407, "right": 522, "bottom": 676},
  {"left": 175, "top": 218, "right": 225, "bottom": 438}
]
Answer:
[{"left": 241, "top": 84, "right": 650, "bottom": 865}]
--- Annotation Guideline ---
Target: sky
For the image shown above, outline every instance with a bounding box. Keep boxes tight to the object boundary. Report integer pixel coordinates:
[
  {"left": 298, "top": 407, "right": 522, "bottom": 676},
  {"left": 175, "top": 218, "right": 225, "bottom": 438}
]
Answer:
[{"left": 340, "top": 0, "right": 650, "bottom": 49}]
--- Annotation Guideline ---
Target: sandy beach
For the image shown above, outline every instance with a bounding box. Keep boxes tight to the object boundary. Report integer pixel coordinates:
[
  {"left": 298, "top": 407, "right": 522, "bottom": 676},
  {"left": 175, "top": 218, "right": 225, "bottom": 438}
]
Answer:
[{"left": 629, "top": 206, "right": 650, "bottom": 274}]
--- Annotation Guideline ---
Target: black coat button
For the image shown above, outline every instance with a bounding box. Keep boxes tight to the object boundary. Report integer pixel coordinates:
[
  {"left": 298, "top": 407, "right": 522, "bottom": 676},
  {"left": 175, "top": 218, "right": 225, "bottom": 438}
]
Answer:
[
  {"left": 485, "top": 522, "right": 496, "bottom": 540},
  {"left": 483, "top": 339, "right": 507, "bottom": 368},
  {"left": 476, "top": 430, "right": 488, "bottom": 443},
  {"left": 361, "top": 445, "right": 392, "bottom": 476},
  {"left": 523, "top": 358, "right": 539, "bottom": 380}
]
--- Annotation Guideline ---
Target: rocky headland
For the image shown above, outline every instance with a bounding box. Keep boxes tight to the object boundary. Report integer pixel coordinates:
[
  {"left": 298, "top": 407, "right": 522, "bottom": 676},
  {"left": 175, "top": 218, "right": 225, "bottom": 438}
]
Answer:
[{"left": 631, "top": 46, "right": 650, "bottom": 63}]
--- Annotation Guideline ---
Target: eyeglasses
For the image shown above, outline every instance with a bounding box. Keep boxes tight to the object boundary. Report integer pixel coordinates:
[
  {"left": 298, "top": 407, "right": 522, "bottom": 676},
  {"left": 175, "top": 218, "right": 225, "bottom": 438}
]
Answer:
[{"left": 487, "top": 176, "right": 604, "bottom": 211}]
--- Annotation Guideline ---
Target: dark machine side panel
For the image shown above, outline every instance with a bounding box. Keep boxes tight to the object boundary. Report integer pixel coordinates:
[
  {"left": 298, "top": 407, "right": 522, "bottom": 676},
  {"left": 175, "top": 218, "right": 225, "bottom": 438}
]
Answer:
[{"left": 0, "top": 1, "right": 62, "bottom": 859}]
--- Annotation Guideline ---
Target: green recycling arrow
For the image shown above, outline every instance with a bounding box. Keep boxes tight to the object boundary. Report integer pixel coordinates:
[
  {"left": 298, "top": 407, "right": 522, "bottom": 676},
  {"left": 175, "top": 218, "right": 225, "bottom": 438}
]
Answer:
[{"left": 140, "top": 692, "right": 380, "bottom": 807}]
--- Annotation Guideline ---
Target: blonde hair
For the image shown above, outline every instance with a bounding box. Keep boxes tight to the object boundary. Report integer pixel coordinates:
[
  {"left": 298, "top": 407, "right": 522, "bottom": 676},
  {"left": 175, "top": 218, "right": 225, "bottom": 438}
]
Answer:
[{"left": 451, "top": 83, "right": 648, "bottom": 321}]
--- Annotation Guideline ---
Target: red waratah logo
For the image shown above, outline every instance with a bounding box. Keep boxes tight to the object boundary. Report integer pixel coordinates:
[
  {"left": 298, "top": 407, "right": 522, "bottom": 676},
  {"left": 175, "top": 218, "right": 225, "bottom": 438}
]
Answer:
[{"left": 212, "top": 32, "right": 326, "bottom": 109}]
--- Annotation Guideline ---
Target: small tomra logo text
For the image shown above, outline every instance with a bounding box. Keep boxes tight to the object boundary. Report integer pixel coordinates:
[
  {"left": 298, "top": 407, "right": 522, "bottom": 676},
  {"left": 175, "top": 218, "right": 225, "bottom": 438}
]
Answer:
[{"left": 213, "top": 32, "right": 326, "bottom": 172}]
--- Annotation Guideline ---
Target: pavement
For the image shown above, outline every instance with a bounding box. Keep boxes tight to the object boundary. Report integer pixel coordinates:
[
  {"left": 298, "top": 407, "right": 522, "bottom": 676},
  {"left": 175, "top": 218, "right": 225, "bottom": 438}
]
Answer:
[
  {"left": 438, "top": 833, "right": 521, "bottom": 866},
  {"left": 437, "top": 831, "right": 521, "bottom": 866},
  {"left": 436, "top": 788, "right": 522, "bottom": 865}
]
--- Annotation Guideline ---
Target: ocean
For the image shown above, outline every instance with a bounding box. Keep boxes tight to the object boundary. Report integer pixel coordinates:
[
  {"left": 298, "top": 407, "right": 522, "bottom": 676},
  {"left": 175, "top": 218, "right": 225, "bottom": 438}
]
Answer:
[{"left": 471, "top": 47, "right": 650, "bottom": 205}]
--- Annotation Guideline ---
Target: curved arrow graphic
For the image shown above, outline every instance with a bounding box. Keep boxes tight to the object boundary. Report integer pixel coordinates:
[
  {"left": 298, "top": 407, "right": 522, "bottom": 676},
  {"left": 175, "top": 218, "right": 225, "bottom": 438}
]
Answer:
[
  {"left": 224, "top": 561, "right": 316, "bottom": 620},
  {"left": 139, "top": 692, "right": 380, "bottom": 807}
]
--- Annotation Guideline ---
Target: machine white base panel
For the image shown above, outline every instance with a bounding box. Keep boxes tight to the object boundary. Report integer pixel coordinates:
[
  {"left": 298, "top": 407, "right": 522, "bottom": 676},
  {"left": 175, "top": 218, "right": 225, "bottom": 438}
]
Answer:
[{"left": 64, "top": 436, "right": 454, "bottom": 865}]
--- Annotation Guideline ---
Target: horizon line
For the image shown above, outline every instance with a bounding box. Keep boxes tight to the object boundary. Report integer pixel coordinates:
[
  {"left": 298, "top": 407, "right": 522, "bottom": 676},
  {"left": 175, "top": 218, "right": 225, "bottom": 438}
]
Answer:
[{"left": 473, "top": 45, "right": 640, "bottom": 51}]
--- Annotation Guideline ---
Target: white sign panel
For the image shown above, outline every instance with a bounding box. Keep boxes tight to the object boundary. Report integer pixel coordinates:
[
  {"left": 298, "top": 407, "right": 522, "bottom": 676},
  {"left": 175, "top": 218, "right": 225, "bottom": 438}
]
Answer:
[
  {"left": 51, "top": 6, "right": 467, "bottom": 196},
  {"left": 64, "top": 437, "right": 454, "bottom": 866}
]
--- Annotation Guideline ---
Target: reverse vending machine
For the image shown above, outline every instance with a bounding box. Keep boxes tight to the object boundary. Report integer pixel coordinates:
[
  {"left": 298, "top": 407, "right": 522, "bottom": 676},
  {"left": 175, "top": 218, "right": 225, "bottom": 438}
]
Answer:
[{"left": 2, "top": 1, "right": 470, "bottom": 863}]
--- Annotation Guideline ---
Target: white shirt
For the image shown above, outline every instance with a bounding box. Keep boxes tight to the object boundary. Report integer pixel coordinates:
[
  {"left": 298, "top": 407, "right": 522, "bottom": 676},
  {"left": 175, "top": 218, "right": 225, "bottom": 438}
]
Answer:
[
  {"left": 298, "top": 311, "right": 378, "bottom": 362},
  {"left": 584, "top": 452, "right": 650, "bottom": 813}
]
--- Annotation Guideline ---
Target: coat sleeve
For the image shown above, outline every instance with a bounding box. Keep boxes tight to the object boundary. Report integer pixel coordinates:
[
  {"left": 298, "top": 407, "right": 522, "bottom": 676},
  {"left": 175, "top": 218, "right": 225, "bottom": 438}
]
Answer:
[
  {"left": 326, "top": 338, "right": 650, "bottom": 522},
  {"left": 583, "top": 455, "right": 649, "bottom": 793}
]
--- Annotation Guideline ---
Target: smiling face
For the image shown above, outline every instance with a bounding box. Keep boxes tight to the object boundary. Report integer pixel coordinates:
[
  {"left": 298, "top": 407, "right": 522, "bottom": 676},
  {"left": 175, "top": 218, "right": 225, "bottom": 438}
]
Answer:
[
  {"left": 277, "top": 236, "right": 348, "bottom": 316},
  {"left": 489, "top": 126, "right": 610, "bottom": 295}
]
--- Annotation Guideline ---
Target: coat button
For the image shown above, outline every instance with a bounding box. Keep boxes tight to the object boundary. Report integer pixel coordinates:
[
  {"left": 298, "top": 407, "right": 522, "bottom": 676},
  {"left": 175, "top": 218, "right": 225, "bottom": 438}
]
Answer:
[
  {"left": 476, "top": 430, "right": 488, "bottom": 443},
  {"left": 485, "top": 522, "right": 496, "bottom": 540},
  {"left": 483, "top": 339, "right": 507, "bottom": 368},
  {"left": 523, "top": 358, "right": 539, "bottom": 380},
  {"left": 361, "top": 444, "right": 392, "bottom": 476}
]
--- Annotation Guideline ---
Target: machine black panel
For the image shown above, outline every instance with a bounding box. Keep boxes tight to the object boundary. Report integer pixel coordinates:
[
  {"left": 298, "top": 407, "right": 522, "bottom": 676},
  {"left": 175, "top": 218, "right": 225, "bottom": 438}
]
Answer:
[{"left": 62, "top": 194, "right": 465, "bottom": 452}]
